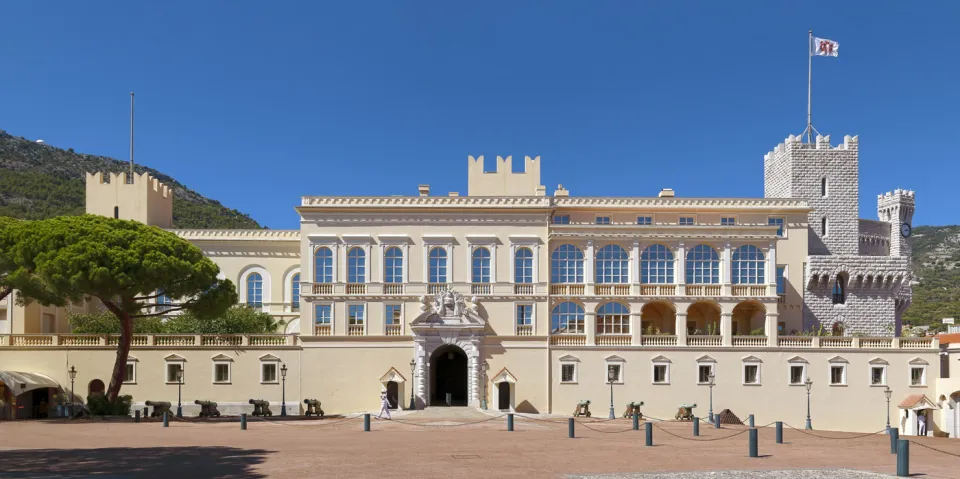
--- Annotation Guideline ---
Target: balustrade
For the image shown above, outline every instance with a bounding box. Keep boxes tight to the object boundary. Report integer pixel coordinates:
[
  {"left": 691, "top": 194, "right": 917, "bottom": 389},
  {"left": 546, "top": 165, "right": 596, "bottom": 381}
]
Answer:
[
  {"left": 249, "top": 335, "right": 289, "bottom": 346},
  {"left": 428, "top": 283, "right": 447, "bottom": 294},
  {"left": 383, "top": 284, "right": 404, "bottom": 295},
  {"left": 686, "top": 335, "right": 722, "bottom": 347},
  {"left": 516, "top": 324, "right": 533, "bottom": 336},
  {"left": 641, "top": 335, "right": 678, "bottom": 346},
  {"left": 550, "top": 284, "right": 585, "bottom": 296},
  {"left": 731, "top": 285, "right": 769, "bottom": 297},
  {"left": 345, "top": 283, "right": 366, "bottom": 295},
  {"left": 514, "top": 284, "right": 534, "bottom": 295},
  {"left": 596, "top": 335, "right": 631, "bottom": 346},
  {"left": 347, "top": 324, "right": 365, "bottom": 336},
  {"left": 201, "top": 335, "right": 243, "bottom": 346},
  {"left": 860, "top": 338, "right": 893, "bottom": 348},
  {"left": 314, "top": 324, "right": 332, "bottom": 336},
  {"left": 639, "top": 284, "right": 676, "bottom": 296},
  {"left": 550, "top": 335, "right": 586, "bottom": 346},
  {"left": 685, "top": 285, "right": 723, "bottom": 296},
  {"left": 154, "top": 335, "right": 197, "bottom": 346},
  {"left": 313, "top": 283, "right": 333, "bottom": 295},
  {"left": 820, "top": 337, "right": 853, "bottom": 348},
  {"left": 732, "top": 336, "right": 768, "bottom": 347},
  {"left": 471, "top": 283, "right": 492, "bottom": 295},
  {"left": 777, "top": 336, "right": 813, "bottom": 348},
  {"left": 594, "top": 284, "right": 630, "bottom": 296},
  {"left": 385, "top": 324, "right": 403, "bottom": 336}
]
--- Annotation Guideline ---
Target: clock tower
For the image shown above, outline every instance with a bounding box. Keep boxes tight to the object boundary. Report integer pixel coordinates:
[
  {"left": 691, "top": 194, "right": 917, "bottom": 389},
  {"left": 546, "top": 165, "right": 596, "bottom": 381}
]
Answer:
[{"left": 878, "top": 189, "right": 915, "bottom": 258}]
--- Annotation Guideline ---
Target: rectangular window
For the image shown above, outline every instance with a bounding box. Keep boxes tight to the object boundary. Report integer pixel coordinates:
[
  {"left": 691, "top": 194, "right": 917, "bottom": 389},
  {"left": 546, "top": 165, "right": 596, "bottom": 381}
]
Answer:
[
  {"left": 768, "top": 217, "right": 785, "bottom": 237},
  {"left": 595, "top": 216, "right": 611, "bottom": 225},
  {"left": 653, "top": 364, "right": 669, "bottom": 384},
  {"left": 778, "top": 322, "right": 785, "bottom": 334},
  {"left": 637, "top": 216, "right": 653, "bottom": 225},
  {"left": 552, "top": 215, "right": 570, "bottom": 225},
  {"left": 561, "top": 363, "right": 577, "bottom": 383},
  {"left": 910, "top": 367, "right": 925, "bottom": 386},
  {"left": 385, "top": 304, "right": 402, "bottom": 325},
  {"left": 315, "top": 304, "right": 332, "bottom": 324},
  {"left": 698, "top": 364, "right": 713, "bottom": 384},
  {"left": 830, "top": 365, "right": 846, "bottom": 385},
  {"left": 821, "top": 177, "right": 827, "bottom": 197},
  {"left": 679, "top": 217, "right": 695, "bottom": 226},
  {"left": 261, "top": 363, "right": 278, "bottom": 383},
  {"left": 166, "top": 363, "right": 183, "bottom": 383},
  {"left": 871, "top": 366, "right": 886, "bottom": 386},
  {"left": 743, "top": 364, "right": 760, "bottom": 384},
  {"left": 776, "top": 266, "right": 787, "bottom": 295},
  {"left": 124, "top": 362, "right": 136, "bottom": 383},
  {"left": 348, "top": 304, "right": 365, "bottom": 325},
  {"left": 821, "top": 217, "right": 828, "bottom": 237},
  {"left": 721, "top": 217, "right": 736, "bottom": 226},
  {"left": 606, "top": 364, "right": 623, "bottom": 384},
  {"left": 214, "top": 363, "right": 231, "bottom": 383},
  {"left": 790, "top": 365, "right": 804, "bottom": 385},
  {"left": 516, "top": 304, "right": 532, "bottom": 326}
]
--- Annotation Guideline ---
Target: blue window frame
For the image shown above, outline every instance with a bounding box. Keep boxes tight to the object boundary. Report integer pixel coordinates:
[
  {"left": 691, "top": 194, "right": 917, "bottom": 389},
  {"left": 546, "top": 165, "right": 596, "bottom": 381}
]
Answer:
[
  {"left": 246, "top": 273, "right": 263, "bottom": 307},
  {"left": 596, "top": 302, "right": 630, "bottom": 335},
  {"left": 291, "top": 273, "right": 300, "bottom": 310},
  {"left": 685, "top": 245, "right": 720, "bottom": 284},
  {"left": 595, "top": 244, "right": 629, "bottom": 284},
  {"left": 315, "top": 304, "right": 331, "bottom": 324},
  {"left": 637, "top": 216, "right": 653, "bottom": 225},
  {"left": 514, "top": 247, "right": 534, "bottom": 284},
  {"left": 314, "top": 247, "right": 333, "bottom": 283},
  {"left": 551, "top": 302, "right": 584, "bottom": 334},
  {"left": 348, "top": 304, "right": 365, "bottom": 325},
  {"left": 472, "top": 247, "right": 491, "bottom": 283},
  {"left": 595, "top": 216, "right": 611, "bottom": 225},
  {"left": 640, "top": 244, "right": 674, "bottom": 284},
  {"left": 721, "top": 217, "right": 736, "bottom": 226},
  {"left": 776, "top": 266, "right": 786, "bottom": 295},
  {"left": 552, "top": 215, "right": 570, "bottom": 224},
  {"left": 429, "top": 247, "right": 448, "bottom": 283},
  {"left": 832, "top": 276, "right": 846, "bottom": 304},
  {"left": 384, "top": 247, "right": 403, "bottom": 284},
  {"left": 551, "top": 244, "right": 584, "bottom": 284},
  {"left": 679, "top": 217, "right": 695, "bottom": 226},
  {"left": 768, "top": 217, "right": 785, "bottom": 237},
  {"left": 516, "top": 304, "right": 533, "bottom": 326},
  {"left": 347, "top": 247, "right": 366, "bottom": 283},
  {"left": 731, "top": 245, "right": 765, "bottom": 284},
  {"left": 385, "top": 304, "right": 402, "bottom": 325}
]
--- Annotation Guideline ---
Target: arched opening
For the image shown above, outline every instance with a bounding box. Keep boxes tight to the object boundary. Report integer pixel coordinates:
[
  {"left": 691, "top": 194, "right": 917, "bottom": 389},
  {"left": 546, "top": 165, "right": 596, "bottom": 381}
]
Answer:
[
  {"left": 686, "top": 302, "right": 720, "bottom": 335},
  {"left": 385, "top": 381, "right": 399, "bottom": 409},
  {"left": 732, "top": 301, "right": 766, "bottom": 335},
  {"left": 497, "top": 382, "right": 511, "bottom": 410},
  {"left": 430, "top": 345, "right": 468, "bottom": 406},
  {"left": 832, "top": 275, "right": 847, "bottom": 304},
  {"left": 88, "top": 379, "right": 105, "bottom": 397},
  {"left": 640, "top": 301, "right": 676, "bottom": 335}
]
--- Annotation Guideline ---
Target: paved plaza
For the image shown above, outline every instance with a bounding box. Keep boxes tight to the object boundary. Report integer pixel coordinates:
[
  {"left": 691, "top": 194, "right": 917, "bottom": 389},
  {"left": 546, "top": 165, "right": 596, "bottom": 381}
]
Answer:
[{"left": 0, "top": 410, "right": 958, "bottom": 479}]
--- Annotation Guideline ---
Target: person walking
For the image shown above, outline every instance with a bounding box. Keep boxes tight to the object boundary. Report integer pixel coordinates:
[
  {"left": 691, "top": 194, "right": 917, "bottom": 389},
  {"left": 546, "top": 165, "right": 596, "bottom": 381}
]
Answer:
[
  {"left": 918, "top": 413, "right": 927, "bottom": 436},
  {"left": 375, "top": 389, "right": 392, "bottom": 420}
]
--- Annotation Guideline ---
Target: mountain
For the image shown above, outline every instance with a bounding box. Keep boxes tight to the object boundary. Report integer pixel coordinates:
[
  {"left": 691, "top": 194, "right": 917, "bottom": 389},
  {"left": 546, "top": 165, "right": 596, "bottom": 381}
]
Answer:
[
  {"left": 0, "top": 129, "right": 261, "bottom": 229},
  {"left": 904, "top": 225, "right": 960, "bottom": 330}
]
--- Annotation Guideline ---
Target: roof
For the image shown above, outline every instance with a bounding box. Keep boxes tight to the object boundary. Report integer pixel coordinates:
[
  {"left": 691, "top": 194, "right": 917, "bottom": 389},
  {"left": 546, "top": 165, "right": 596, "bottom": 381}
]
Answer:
[
  {"left": 897, "top": 394, "right": 939, "bottom": 410},
  {"left": 937, "top": 333, "right": 960, "bottom": 345}
]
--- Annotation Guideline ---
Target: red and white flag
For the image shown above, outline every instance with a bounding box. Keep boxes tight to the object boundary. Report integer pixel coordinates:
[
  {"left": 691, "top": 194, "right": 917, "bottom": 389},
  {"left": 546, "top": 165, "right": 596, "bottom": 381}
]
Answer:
[{"left": 813, "top": 37, "right": 839, "bottom": 57}]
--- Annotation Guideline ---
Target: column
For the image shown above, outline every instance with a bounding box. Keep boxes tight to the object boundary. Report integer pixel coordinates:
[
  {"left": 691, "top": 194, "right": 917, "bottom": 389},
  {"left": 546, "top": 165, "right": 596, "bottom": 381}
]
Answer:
[
  {"left": 676, "top": 243, "right": 686, "bottom": 289},
  {"left": 765, "top": 312, "right": 779, "bottom": 347},
  {"left": 767, "top": 242, "right": 778, "bottom": 296},
  {"left": 490, "top": 245, "right": 498, "bottom": 284},
  {"left": 722, "top": 242, "right": 732, "bottom": 285},
  {"left": 585, "top": 240, "right": 595, "bottom": 285},
  {"left": 721, "top": 312, "right": 733, "bottom": 346},
  {"left": 585, "top": 312, "right": 596, "bottom": 346},
  {"left": 630, "top": 241, "right": 640, "bottom": 285},
  {"left": 333, "top": 244, "right": 341, "bottom": 283},
  {"left": 631, "top": 311, "right": 642, "bottom": 345},
  {"left": 675, "top": 311, "right": 688, "bottom": 346}
]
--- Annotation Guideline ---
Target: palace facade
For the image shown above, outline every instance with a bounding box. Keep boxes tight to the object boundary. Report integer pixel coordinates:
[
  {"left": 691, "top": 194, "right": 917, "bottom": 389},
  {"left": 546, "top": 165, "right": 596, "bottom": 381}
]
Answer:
[{"left": 1, "top": 133, "right": 958, "bottom": 437}]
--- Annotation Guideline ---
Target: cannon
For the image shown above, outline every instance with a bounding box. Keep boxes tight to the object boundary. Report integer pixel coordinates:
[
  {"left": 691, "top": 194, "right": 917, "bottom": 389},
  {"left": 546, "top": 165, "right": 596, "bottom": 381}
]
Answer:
[
  {"left": 303, "top": 399, "right": 324, "bottom": 418},
  {"left": 675, "top": 403, "right": 697, "bottom": 421},
  {"left": 249, "top": 399, "right": 273, "bottom": 417},
  {"left": 622, "top": 401, "right": 645, "bottom": 419},
  {"left": 194, "top": 400, "right": 221, "bottom": 418},
  {"left": 144, "top": 400, "right": 171, "bottom": 418},
  {"left": 572, "top": 400, "right": 591, "bottom": 418}
]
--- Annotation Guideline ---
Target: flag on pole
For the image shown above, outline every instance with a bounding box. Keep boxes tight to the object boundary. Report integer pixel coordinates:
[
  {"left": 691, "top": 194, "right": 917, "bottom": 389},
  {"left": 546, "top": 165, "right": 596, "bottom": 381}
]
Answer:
[{"left": 812, "top": 37, "right": 839, "bottom": 57}]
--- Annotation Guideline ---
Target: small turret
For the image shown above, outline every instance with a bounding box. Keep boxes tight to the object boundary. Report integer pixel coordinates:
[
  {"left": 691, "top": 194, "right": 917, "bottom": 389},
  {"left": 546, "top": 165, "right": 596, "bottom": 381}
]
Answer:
[{"left": 878, "top": 189, "right": 916, "bottom": 258}]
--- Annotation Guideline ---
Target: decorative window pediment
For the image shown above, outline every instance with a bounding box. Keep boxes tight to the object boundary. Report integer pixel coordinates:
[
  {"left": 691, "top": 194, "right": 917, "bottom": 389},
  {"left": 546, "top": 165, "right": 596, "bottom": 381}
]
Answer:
[
  {"left": 126, "top": 355, "right": 139, "bottom": 362},
  {"left": 164, "top": 354, "right": 186, "bottom": 362},
  {"left": 827, "top": 355, "right": 849, "bottom": 364},
  {"left": 605, "top": 354, "right": 626, "bottom": 363},
  {"left": 695, "top": 355, "right": 716, "bottom": 363},
  {"left": 379, "top": 367, "right": 407, "bottom": 384},
  {"left": 868, "top": 357, "right": 889, "bottom": 365},
  {"left": 741, "top": 355, "right": 763, "bottom": 363},
  {"left": 491, "top": 367, "right": 518, "bottom": 384},
  {"left": 258, "top": 354, "right": 281, "bottom": 362},
  {"left": 651, "top": 355, "right": 671, "bottom": 363},
  {"left": 211, "top": 354, "right": 234, "bottom": 362},
  {"left": 787, "top": 356, "right": 808, "bottom": 364},
  {"left": 558, "top": 354, "right": 580, "bottom": 363},
  {"left": 908, "top": 357, "right": 929, "bottom": 366}
]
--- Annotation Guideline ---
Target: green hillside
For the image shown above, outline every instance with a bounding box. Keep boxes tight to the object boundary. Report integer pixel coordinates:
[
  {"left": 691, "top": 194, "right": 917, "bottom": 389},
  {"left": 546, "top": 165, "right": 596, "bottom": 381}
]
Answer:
[{"left": 903, "top": 225, "right": 960, "bottom": 330}]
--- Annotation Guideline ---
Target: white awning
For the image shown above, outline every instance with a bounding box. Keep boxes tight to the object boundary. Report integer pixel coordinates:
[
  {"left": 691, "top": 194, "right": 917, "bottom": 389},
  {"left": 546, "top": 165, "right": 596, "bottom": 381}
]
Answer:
[{"left": 0, "top": 371, "right": 62, "bottom": 396}]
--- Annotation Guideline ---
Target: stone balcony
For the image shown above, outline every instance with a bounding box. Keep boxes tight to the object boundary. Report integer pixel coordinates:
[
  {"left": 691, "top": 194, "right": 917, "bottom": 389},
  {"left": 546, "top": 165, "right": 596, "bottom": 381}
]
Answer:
[
  {"left": 0, "top": 334, "right": 296, "bottom": 348},
  {"left": 544, "top": 333, "right": 938, "bottom": 350},
  {"left": 549, "top": 283, "right": 776, "bottom": 299},
  {"left": 303, "top": 282, "right": 550, "bottom": 298}
]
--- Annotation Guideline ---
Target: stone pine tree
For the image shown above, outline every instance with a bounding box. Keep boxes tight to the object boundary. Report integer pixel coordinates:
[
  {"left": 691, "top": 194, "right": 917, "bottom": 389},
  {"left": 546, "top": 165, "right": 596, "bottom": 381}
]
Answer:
[
  {"left": 4, "top": 215, "right": 237, "bottom": 402},
  {"left": 0, "top": 217, "right": 18, "bottom": 302}
]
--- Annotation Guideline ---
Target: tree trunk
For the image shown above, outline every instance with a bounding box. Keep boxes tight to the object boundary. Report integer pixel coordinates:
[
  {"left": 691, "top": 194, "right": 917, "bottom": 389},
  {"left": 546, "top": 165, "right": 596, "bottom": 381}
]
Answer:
[{"left": 102, "top": 301, "right": 133, "bottom": 404}]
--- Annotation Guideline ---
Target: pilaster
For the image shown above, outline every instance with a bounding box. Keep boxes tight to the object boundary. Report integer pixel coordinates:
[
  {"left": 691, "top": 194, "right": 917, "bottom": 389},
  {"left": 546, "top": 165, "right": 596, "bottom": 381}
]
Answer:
[
  {"left": 675, "top": 312, "right": 688, "bottom": 346},
  {"left": 585, "top": 240, "right": 595, "bottom": 285},
  {"left": 630, "top": 312, "right": 642, "bottom": 345},
  {"left": 721, "top": 312, "right": 733, "bottom": 346},
  {"left": 585, "top": 312, "right": 596, "bottom": 346},
  {"left": 676, "top": 243, "right": 686, "bottom": 287},
  {"left": 765, "top": 312, "right": 779, "bottom": 347}
]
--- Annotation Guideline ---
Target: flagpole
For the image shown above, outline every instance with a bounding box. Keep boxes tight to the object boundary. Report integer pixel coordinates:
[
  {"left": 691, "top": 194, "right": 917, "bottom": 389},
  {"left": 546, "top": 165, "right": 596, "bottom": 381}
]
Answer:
[
  {"left": 129, "top": 92, "right": 135, "bottom": 179},
  {"left": 806, "top": 30, "right": 813, "bottom": 143}
]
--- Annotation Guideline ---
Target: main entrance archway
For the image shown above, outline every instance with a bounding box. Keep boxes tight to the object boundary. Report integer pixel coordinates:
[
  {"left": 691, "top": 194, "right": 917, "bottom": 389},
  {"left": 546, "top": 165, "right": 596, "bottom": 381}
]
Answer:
[{"left": 430, "top": 344, "right": 468, "bottom": 406}]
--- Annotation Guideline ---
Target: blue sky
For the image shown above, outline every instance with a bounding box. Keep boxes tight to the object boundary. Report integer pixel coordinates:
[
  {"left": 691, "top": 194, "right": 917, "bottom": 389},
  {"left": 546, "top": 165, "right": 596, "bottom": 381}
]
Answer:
[{"left": 0, "top": 2, "right": 954, "bottom": 229}]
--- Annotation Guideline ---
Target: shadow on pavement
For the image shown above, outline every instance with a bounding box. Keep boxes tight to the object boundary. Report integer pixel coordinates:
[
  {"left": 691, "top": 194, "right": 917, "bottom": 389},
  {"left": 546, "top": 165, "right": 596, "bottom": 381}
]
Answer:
[{"left": 0, "top": 446, "right": 272, "bottom": 478}]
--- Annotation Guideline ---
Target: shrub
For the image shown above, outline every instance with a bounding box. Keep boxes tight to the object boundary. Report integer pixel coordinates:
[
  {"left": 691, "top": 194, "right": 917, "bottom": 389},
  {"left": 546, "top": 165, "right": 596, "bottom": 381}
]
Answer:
[{"left": 86, "top": 394, "right": 133, "bottom": 416}]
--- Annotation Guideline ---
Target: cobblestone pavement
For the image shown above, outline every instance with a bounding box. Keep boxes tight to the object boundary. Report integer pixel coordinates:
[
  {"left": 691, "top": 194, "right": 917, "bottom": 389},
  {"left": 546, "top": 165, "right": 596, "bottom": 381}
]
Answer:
[
  {"left": 0, "top": 413, "right": 957, "bottom": 478},
  {"left": 569, "top": 470, "right": 896, "bottom": 479}
]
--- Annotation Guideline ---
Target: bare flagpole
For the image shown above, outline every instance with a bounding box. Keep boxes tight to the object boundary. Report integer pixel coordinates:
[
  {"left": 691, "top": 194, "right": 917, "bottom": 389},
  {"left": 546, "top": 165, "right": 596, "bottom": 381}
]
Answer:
[
  {"left": 806, "top": 30, "right": 813, "bottom": 143},
  {"left": 129, "top": 92, "right": 135, "bottom": 179}
]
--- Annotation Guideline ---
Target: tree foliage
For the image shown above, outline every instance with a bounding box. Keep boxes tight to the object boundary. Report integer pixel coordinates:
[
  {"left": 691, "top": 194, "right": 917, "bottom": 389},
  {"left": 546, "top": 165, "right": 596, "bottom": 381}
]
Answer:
[
  {"left": 69, "top": 306, "right": 285, "bottom": 335},
  {"left": 4, "top": 215, "right": 237, "bottom": 402}
]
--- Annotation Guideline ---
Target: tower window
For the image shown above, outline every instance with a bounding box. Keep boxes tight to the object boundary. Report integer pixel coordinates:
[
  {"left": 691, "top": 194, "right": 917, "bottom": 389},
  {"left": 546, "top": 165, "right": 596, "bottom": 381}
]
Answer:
[
  {"left": 821, "top": 177, "right": 827, "bottom": 197},
  {"left": 821, "top": 217, "right": 827, "bottom": 237},
  {"left": 113, "top": 206, "right": 119, "bottom": 219},
  {"left": 832, "top": 275, "right": 846, "bottom": 304}
]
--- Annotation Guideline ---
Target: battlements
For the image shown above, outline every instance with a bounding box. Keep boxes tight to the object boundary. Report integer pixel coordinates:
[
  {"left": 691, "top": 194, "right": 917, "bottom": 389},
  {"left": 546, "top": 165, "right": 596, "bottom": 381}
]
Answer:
[
  {"left": 85, "top": 171, "right": 173, "bottom": 228},
  {"left": 878, "top": 189, "right": 916, "bottom": 206},
  {"left": 467, "top": 155, "right": 544, "bottom": 197},
  {"left": 86, "top": 172, "right": 172, "bottom": 198},
  {"left": 763, "top": 134, "right": 859, "bottom": 163}
]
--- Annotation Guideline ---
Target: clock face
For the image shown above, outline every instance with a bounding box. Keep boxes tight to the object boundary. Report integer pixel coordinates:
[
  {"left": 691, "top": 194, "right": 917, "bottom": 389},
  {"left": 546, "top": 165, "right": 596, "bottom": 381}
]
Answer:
[{"left": 900, "top": 223, "right": 912, "bottom": 238}]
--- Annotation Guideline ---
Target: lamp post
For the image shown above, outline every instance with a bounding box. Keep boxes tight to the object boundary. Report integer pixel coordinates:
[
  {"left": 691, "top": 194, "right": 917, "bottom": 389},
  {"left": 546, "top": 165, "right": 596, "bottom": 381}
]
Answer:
[
  {"left": 607, "top": 365, "right": 616, "bottom": 420},
  {"left": 68, "top": 366, "right": 77, "bottom": 418},
  {"left": 280, "top": 364, "right": 288, "bottom": 417},
  {"left": 884, "top": 386, "right": 892, "bottom": 432},
  {"left": 481, "top": 360, "right": 489, "bottom": 410},
  {"left": 408, "top": 359, "right": 416, "bottom": 410},
  {"left": 707, "top": 372, "right": 715, "bottom": 423},
  {"left": 804, "top": 377, "right": 813, "bottom": 430},
  {"left": 176, "top": 368, "right": 184, "bottom": 418}
]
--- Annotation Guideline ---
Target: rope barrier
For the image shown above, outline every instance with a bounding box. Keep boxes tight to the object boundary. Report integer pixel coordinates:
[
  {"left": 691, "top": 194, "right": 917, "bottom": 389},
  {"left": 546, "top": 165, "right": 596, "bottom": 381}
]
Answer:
[
  {"left": 906, "top": 439, "right": 960, "bottom": 458},
  {"left": 574, "top": 421, "right": 637, "bottom": 434},
  {"left": 781, "top": 423, "right": 886, "bottom": 439},
  {"left": 650, "top": 422, "right": 775, "bottom": 442},
  {"left": 247, "top": 414, "right": 363, "bottom": 427},
  {"left": 389, "top": 414, "right": 507, "bottom": 428}
]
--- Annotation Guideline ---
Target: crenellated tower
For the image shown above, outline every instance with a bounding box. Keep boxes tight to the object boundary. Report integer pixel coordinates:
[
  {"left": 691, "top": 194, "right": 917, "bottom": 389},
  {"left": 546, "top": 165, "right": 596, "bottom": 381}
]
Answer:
[
  {"left": 85, "top": 172, "right": 173, "bottom": 228},
  {"left": 467, "top": 155, "right": 545, "bottom": 197},
  {"left": 877, "top": 189, "right": 916, "bottom": 258}
]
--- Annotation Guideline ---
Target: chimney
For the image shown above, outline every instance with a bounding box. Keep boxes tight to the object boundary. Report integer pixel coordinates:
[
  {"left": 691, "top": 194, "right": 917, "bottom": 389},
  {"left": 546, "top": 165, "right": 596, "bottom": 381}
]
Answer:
[
  {"left": 418, "top": 185, "right": 430, "bottom": 196},
  {"left": 554, "top": 184, "right": 569, "bottom": 197},
  {"left": 448, "top": 192, "right": 459, "bottom": 197},
  {"left": 658, "top": 188, "right": 675, "bottom": 198}
]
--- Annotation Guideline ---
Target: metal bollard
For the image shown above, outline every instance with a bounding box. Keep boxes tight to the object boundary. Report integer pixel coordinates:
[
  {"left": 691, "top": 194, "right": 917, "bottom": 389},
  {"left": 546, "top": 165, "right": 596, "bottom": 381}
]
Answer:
[
  {"left": 240, "top": 413, "right": 247, "bottom": 430},
  {"left": 135, "top": 410, "right": 140, "bottom": 423},
  {"left": 748, "top": 414, "right": 755, "bottom": 427},
  {"left": 507, "top": 413, "right": 514, "bottom": 432},
  {"left": 363, "top": 413, "right": 371, "bottom": 432},
  {"left": 776, "top": 421, "right": 783, "bottom": 444},
  {"left": 568, "top": 418, "right": 575, "bottom": 438},
  {"left": 896, "top": 439, "right": 909, "bottom": 477},
  {"left": 693, "top": 417, "right": 700, "bottom": 436},
  {"left": 714, "top": 414, "right": 721, "bottom": 429},
  {"left": 645, "top": 421, "right": 653, "bottom": 446},
  {"left": 632, "top": 413, "right": 639, "bottom": 430},
  {"left": 749, "top": 428, "right": 758, "bottom": 457},
  {"left": 163, "top": 411, "right": 169, "bottom": 428},
  {"left": 889, "top": 427, "right": 899, "bottom": 454}
]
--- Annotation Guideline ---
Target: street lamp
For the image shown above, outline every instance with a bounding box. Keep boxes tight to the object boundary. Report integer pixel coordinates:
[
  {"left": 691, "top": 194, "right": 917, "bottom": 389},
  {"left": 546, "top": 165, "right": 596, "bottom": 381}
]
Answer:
[
  {"left": 408, "top": 359, "right": 416, "bottom": 410},
  {"left": 884, "top": 386, "right": 892, "bottom": 432},
  {"left": 175, "top": 368, "right": 184, "bottom": 418},
  {"left": 480, "top": 360, "right": 489, "bottom": 410},
  {"left": 707, "top": 371, "right": 715, "bottom": 422},
  {"left": 68, "top": 366, "right": 77, "bottom": 418},
  {"left": 607, "top": 365, "right": 617, "bottom": 419},
  {"left": 280, "top": 364, "right": 288, "bottom": 417},
  {"left": 804, "top": 377, "right": 813, "bottom": 430}
]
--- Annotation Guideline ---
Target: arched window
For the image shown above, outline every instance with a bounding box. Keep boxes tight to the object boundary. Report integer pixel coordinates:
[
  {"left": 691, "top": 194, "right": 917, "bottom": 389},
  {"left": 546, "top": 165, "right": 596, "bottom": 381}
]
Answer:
[
  {"left": 291, "top": 273, "right": 300, "bottom": 309},
  {"left": 429, "top": 247, "right": 448, "bottom": 283},
  {"left": 551, "top": 302, "right": 585, "bottom": 334},
  {"left": 832, "top": 275, "right": 846, "bottom": 304},
  {"left": 551, "top": 244, "right": 584, "bottom": 284},
  {"left": 472, "top": 247, "right": 491, "bottom": 283},
  {"left": 595, "top": 244, "right": 629, "bottom": 284},
  {"left": 246, "top": 272, "right": 263, "bottom": 307},
  {"left": 640, "top": 244, "right": 674, "bottom": 284},
  {"left": 515, "top": 247, "right": 533, "bottom": 284},
  {"left": 685, "top": 245, "right": 720, "bottom": 284},
  {"left": 731, "top": 245, "right": 765, "bottom": 284},
  {"left": 156, "top": 290, "right": 173, "bottom": 312},
  {"left": 314, "top": 247, "right": 333, "bottom": 283},
  {"left": 347, "top": 247, "right": 366, "bottom": 283},
  {"left": 596, "top": 302, "right": 630, "bottom": 335},
  {"left": 384, "top": 247, "right": 403, "bottom": 284}
]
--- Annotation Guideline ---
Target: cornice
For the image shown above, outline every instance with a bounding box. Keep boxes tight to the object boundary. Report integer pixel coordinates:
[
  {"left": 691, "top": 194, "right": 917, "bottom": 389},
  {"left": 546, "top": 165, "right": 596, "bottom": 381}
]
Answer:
[
  {"left": 169, "top": 229, "right": 301, "bottom": 242},
  {"left": 553, "top": 197, "right": 810, "bottom": 211},
  {"left": 299, "top": 196, "right": 552, "bottom": 208},
  {"left": 550, "top": 225, "right": 780, "bottom": 241}
]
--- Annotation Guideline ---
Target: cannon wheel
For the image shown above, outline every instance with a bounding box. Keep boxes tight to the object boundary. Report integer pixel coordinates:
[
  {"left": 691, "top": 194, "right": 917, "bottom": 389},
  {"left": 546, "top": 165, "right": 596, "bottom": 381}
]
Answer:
[{"left": 585, "top": 411, "right": 591, "bottom": 417}]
